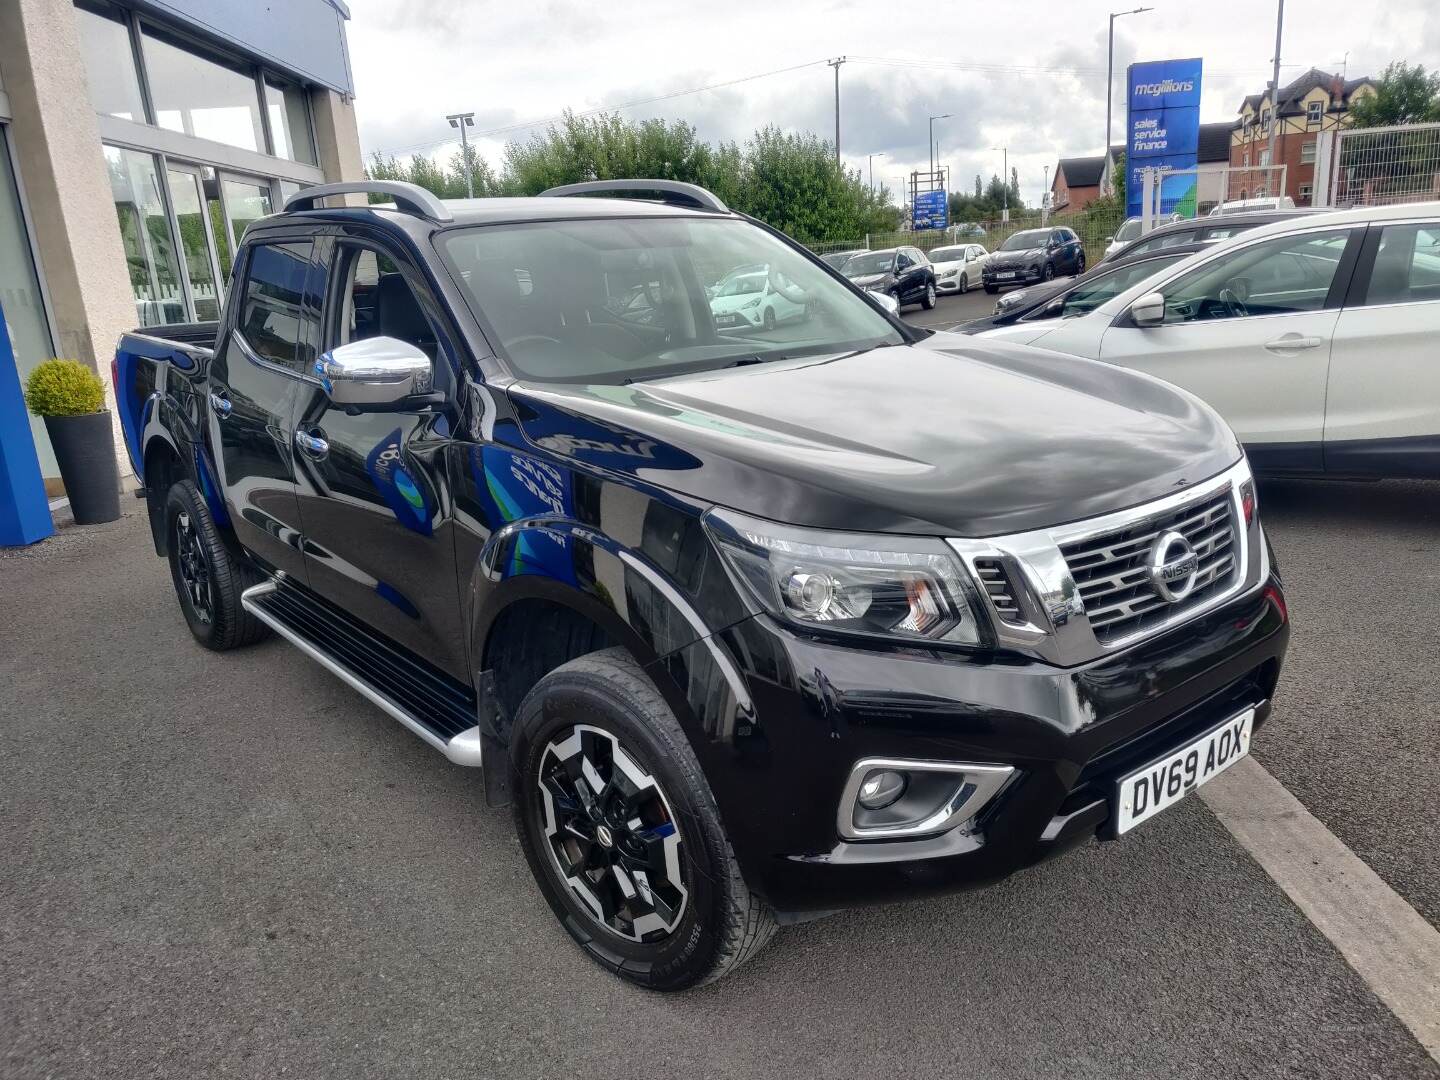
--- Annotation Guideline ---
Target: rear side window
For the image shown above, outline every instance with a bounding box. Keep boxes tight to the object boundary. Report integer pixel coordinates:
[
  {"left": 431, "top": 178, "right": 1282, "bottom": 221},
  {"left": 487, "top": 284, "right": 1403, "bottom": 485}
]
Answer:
[
  {"left": 238, "top": 241, "right": 324, "bottom": 371},
  {"left": 1360, "top": 223, "right": 1440, "bottom": 306},
  {"left": 1128, "top": 230, "right": 1197, "bottom": 256}
]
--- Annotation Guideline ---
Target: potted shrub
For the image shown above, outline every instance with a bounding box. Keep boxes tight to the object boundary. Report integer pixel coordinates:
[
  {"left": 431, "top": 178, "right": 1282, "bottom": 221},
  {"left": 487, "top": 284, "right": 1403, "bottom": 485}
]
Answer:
[{"left": 23, "top": 359, "right": 120, "bottom": 525}]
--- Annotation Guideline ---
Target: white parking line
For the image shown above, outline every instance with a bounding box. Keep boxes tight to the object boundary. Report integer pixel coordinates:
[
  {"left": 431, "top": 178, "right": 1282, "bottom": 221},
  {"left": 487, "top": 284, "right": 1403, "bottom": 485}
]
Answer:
[{"left": 1200, "top": 756, "right": 1440, "bottom": 1064}]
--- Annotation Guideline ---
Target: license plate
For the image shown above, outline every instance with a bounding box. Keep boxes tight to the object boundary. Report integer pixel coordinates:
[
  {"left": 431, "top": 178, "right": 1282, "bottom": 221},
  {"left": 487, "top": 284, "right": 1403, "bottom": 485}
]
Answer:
[
  {"left": 996, "top": 271, "right": 1015, "bottom": 280},
  {"left": 1115, "top": 709, "right": 1254, "bottom": 834}
]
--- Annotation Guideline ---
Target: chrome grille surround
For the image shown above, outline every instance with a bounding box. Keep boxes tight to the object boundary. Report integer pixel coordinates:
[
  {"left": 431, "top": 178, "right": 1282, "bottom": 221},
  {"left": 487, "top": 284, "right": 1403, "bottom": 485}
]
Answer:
[{"left": 948, "top": 459, "right": 1265, "bottom": 667}]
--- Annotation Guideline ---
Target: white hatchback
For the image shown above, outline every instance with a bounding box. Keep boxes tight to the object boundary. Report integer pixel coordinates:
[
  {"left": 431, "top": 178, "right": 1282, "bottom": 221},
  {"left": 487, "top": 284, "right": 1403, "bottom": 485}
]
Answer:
[
  {"left": 928, "top": 243, "right": 990, "bottom": 294},
  {"left": 972, "top": 202, "right": 1440, "bottom": 478}
]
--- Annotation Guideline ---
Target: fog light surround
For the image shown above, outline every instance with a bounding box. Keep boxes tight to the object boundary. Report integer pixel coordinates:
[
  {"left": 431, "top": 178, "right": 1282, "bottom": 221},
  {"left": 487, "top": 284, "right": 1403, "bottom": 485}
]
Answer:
[{"left": 838, "top": 757, "right": 1016, "bottom": 841}]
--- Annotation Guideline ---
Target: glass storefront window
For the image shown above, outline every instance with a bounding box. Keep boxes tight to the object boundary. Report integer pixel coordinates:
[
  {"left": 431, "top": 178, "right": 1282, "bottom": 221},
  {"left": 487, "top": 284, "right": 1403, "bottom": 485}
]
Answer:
[
  {"left": 141, "top": 25, "right": 264, "bottom": 153},
  {"left": 1, "top": 127, "right": 61, "bottom": 484},
  {"left": 220, "top": 178, "right": 273, "bottom": 257},
  {"left": 105, "top": 146, "right": 185, "bottom": 327},
  {"left": 264, "top": 78, "right": 317, "bottom": 166},
  {"left": 74, "top": 2, "right": 147, "bottom": 123},
  {"left": 166, "top": 167, "right": 222, "bottom": 321}
]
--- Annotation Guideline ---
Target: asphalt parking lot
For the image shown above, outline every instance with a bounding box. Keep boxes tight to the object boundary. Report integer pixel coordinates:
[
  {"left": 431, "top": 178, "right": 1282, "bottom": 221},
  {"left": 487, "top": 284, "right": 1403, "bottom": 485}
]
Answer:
[{"left": 2, "top": 474, "right": 1437, "bottom": 1077}]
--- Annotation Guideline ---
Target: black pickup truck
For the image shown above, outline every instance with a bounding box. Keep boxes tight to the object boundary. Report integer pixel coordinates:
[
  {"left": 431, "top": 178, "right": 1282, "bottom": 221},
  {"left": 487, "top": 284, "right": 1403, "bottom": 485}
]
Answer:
[{"left": 115, "top": 179, "right": 1289, "bottom": 990}]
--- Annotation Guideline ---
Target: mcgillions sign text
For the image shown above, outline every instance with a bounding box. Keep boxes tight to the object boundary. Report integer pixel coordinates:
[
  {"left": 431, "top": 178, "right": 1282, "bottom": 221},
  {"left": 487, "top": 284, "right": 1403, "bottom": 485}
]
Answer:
[{"left": 1125, "top": 57, "right": 1203, "bottom": 219}]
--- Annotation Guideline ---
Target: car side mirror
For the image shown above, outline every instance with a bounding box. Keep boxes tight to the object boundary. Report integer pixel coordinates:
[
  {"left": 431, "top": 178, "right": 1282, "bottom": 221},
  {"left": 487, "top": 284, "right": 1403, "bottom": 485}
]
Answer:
[
  {"left": 1042, "top": 297, "right": 1065, "bottom": 317},
  {"left": 314, "top": 336, "right": 433, "bottom": 407},
  {"left": 1129, "top": 291, "right": 1166, "bottom": 327}
]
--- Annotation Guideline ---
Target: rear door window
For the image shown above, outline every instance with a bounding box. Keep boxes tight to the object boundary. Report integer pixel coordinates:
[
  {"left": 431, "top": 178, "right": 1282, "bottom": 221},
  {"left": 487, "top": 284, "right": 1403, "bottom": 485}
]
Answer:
[
  {"left": 237, "top": 241, "right": 323, "bottom": 371},
  {"left": 1358, "top": 223, "right": 1440, "bottom": 305}
]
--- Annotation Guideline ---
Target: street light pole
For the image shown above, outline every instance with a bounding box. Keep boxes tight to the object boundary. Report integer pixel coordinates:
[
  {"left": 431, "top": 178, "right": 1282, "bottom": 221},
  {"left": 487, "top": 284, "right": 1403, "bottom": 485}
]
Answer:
[
  {"left": 828, "top": 57, "right": 846, "bottom": 167},
  {"left": 446, "top": 112, "right": 477, "bottom": 198},
  {"left": 991, "top": 145, "right": 1009, "bottom": 217},
  {"left": 868, "top": 153, "right": 885, "bottom": 190},
  {"left": 1106, "top": 8, "right": 1154, "bottom": 156},
  {"left": 1268, "top": 0, "right": 1284, "bottom": 187},
  {"left": 928, "top": 114, "right": 951, "bottom": 177}
]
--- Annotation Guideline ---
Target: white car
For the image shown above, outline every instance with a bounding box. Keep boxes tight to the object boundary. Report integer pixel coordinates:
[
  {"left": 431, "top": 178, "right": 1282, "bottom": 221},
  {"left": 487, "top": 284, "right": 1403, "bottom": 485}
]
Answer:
[
  {"left": 928, "top": 243, "right": 990, "bottom": 293},
  {"left": 1102, "top": 214, "right": 1182, "bottom": 261},
  {"left": 708, "top": 267, "right": 808, "bottom": 332},
  {"left": 1208, "top": 196, "right": 1295, "bottom": 216},
  {"left": 971, "top": 202, "right": 1440, "bottom": 478}
]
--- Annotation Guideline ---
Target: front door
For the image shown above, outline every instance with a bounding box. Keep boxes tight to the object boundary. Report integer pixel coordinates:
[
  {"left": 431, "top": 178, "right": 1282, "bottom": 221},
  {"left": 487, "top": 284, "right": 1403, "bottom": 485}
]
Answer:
[
  {"left": 208, "top": 238, "right": 324, "bottom": 580},
  {"left": 290, "top": 238, "right": 469, "bottom": 681},
  {"left": 1097, "top": 226, "right": 1359, "bottom": 471}
]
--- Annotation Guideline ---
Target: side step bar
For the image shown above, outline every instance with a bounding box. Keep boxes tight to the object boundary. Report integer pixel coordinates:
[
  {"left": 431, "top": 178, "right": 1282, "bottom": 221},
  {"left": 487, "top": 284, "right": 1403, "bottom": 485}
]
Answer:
[{"left": 240, "top": 579, "right": 484, "bottom": 767}]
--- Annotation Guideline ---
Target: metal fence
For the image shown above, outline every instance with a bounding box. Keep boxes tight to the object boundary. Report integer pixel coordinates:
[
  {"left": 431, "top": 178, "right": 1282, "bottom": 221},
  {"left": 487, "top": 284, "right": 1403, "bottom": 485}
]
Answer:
[
  {"left": 1326, "top": 122, "right": 1440, "bottom": 207},
  {"left": 809, "top": 204, "right": 1127, "bottom": 269}
]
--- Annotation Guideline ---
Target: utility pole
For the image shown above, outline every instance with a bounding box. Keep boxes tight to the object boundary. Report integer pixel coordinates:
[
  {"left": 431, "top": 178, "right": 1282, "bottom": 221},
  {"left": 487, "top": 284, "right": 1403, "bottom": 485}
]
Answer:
[
  {"left": 991, "top": 145, "right": 1009, "bottom": 218},
  {"left": 828, "top": 58, "right": 846, "bottom": 167},
  {"left": 1268, "top": 0, "right": 1284, "bottom": 191},
  {"left": 1106, "top": 8, "right": 1153, "bottom": 156},
  {"left": 868, "top": 152, "right": 885, "bottom": 190},
  {"left": 446, "top": 112, "right": 476, "bottom": 198},
  {"left": 1043, "top": 164, "right": 1050, "bottom": 223}
]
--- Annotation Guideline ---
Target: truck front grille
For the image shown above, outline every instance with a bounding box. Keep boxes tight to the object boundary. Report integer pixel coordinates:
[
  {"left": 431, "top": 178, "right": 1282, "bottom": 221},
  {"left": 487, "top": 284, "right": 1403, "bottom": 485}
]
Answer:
[
  {"left": 974, "top": 558, "right": 1023, "bottom": 623},
  {"left": 1060, "top": 490, "right": 1238, "bottom": 644}
]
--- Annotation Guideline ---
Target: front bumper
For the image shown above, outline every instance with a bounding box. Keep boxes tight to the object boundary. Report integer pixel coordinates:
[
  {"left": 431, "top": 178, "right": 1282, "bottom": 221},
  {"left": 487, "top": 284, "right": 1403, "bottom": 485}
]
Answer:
[
  {"left": 657, "top": 576, "right": 1288, "bottom": 913},
  {"left": 984, "top": 265, "right": 1044, "bottom": 287}
]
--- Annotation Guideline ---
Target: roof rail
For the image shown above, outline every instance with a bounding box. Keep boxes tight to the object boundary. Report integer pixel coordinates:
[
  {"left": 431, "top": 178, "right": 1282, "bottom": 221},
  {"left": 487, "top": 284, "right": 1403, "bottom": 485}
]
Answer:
[
  {"left": 283, "top": 181, "right": 453, "bottom": 223},
  {"left": 538, "top": 179, "right": 729, "bottom": 213}
]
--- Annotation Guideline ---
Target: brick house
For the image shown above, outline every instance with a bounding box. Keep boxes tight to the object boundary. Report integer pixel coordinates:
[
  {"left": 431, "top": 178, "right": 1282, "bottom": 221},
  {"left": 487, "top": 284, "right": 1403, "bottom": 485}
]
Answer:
[
  {"left": 1051, "top": 156, "right": 1105, "bottom": 212},
  {"left": 1230, "top": 68, "right": 1376, "bottom": 204}
]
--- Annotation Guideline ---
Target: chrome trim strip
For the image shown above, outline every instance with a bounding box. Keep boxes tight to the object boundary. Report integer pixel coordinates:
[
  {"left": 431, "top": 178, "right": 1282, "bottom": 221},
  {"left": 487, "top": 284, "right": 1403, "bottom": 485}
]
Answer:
[
  {"left": 948, "top": 458, "right": 1259, "bottom": 666},
  {"left": 240, "top": 580, "right": 484, "bottom": 767},
  {"left": 837, "top": 757, "right": 1015, "bottom": 841}
]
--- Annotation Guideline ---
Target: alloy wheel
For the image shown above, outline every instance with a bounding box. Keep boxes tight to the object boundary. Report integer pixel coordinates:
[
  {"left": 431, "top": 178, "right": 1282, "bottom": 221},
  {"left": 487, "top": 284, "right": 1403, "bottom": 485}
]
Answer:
[
  {"left": 536, "top": 724, "right": 688, "bottom": 942},
  {"left": 173, "top": 510, "right": 213, "bottom": 625},
  {"left": 926, "top": 283, "right": 936, "bottom": 306}
]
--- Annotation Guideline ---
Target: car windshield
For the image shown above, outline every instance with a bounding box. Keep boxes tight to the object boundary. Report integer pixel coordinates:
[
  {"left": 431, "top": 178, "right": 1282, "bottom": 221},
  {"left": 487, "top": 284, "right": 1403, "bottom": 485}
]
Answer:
[
  {"left": 1114, "top": 218, "right": 1142, "bottom": 242},
  {"left": 1000, "top": 230, "right": 1050, "bottom": 251},
  {"left": 821, "top": 250, "right": 860, "bottom": 268},
  {"left": 1051, "top": 253, "right": 1191, "bottom": 318},
  {"left": 929, "top": 247, "right": 966, "bottom": 262},
  {"left": 842, "top": 251, "right": 897, "bottom": 276},
  {"left": 440, "top": 218, "right": 904, "bottom": 384}
]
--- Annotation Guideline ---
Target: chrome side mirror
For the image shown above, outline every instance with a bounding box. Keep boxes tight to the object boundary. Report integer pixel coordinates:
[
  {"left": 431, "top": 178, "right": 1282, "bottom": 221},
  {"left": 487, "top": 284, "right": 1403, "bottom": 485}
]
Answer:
[
  {"left": 874, "top": 291, "right": 900, "bottom": 315},
  {"left": 314, "top": 336, "right": 432, "bottom": 407},
  {"left": 1129, "top": 291, "right": 1167, "bottom": 328}
]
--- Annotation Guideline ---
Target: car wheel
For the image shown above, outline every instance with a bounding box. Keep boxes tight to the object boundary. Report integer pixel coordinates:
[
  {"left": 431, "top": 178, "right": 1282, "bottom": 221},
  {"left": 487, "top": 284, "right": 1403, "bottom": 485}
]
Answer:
[
  {"left": 922, "top": 282, "right": 937, "bottom": 310},
  {"left": 762, "top": 307, "right": 777, "bottom": 331},
  {"left": 1076, "top": 252, "right": 1087, "bottom": 274},
  {"left": 1043, "top": 262, "right": 1055, "bottom": 282},
  {"left": 984, "top": 284, "right": 998, "bottom": 294},
  {"left": 164, "top": 479, "right": 268, "bottom": 651},
  {"left": 511, "top": 648, "right": 777, "bottom": 991},
  {"left": 959, "top": 273, "right": 969, "bottom": 293}
]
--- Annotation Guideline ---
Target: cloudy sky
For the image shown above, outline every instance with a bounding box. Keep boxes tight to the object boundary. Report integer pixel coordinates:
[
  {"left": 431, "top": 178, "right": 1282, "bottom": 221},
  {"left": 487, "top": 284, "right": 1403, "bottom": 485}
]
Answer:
[{"left": 345, "top": 0, "right": 1439, "bottom": 208}]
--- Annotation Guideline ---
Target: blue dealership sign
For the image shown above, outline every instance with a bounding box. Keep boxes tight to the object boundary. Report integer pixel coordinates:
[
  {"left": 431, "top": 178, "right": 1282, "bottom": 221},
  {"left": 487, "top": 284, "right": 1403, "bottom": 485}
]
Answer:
[
  {"left": 1125, "top": 57, "right": 1203, "bottom": 219},
  {"left": 912, "top": 189, "right": 948, "bottom": 230}
]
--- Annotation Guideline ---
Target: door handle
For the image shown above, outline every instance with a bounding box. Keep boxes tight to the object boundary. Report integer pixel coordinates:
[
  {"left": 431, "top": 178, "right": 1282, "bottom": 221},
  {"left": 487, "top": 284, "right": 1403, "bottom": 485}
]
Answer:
[
  {"left": 1264, "top": 334, "right": 1324, "bottom": 352},
  {"left": 209, "top": 392, "right": 232, "bottom": 418},
  {"left": 294, "top": 429, "right": 329, "bottom": 456}
]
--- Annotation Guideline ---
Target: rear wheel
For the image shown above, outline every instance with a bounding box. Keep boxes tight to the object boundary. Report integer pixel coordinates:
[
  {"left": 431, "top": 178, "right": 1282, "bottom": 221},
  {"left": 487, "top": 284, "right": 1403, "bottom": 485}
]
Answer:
[
  {"left": 164, "top": 480, "right": 267, "bottom": 650},
  {"left": 922, "top": 282, "right": 937, "bottom": 309},
  {"left": 512, "top": 648, "right": 775, "bottom": 990}
]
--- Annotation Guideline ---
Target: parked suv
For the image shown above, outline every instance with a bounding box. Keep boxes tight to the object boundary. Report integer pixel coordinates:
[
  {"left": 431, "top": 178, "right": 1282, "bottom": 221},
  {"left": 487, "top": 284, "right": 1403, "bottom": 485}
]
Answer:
[
  {"left": 839, "top": 245, "right": 938, "bottom": 309},
  {"left": 115, "top": 179, "right": 1289, "bottom": 991},
  {"left": 982, "top": 227, "right": 1084, "bottom": 292}
]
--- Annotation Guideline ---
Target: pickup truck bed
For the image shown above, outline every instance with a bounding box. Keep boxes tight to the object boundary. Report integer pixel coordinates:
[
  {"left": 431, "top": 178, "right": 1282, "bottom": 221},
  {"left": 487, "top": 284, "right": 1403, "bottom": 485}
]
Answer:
[{"left": 113, "top": 322, "right": 217, "bottom": 478}]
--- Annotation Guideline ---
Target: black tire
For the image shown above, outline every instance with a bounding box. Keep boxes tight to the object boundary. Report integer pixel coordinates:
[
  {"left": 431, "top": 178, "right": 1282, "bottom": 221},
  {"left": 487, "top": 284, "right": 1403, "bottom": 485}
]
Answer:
[
  {"left": 922, "top": 281, "right": 937, "bottom": 310},
  {"left": 959, "top": 272, "right": 969, "bottom": 293},
  {"left": 984, "top": 284, "right": 998, "bottom": 294},
  {"left": 163, "top": 480, "right": 268, "bottom": 651},
  {"left": 511, "top": 648, "right": 776, "bottom": 990},
  {"left": 1043, "top": 262, "right": 1055, "bottom": 281},
  {"left": 1076, "top": 252, "right": 1087, "bottom": 275}
]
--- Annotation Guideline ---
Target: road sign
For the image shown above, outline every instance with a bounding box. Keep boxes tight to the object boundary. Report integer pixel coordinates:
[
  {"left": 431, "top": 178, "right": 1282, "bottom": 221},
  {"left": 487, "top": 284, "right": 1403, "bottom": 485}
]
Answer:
[{"left": 913, "top": 189, "right": 948, "bottom": 230}]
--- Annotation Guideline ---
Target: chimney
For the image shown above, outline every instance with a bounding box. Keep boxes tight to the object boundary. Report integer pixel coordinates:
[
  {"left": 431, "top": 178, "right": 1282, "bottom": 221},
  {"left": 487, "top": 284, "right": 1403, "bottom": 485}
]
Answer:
[{"left": 1331, "top": 74, "right": 1344, "bottom": 101}]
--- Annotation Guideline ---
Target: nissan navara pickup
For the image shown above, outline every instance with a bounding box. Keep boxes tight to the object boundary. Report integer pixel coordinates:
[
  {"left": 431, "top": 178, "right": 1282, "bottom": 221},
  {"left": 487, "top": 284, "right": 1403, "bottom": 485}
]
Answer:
[{"left": 114, "top": 179, "right": 1290, "bottom": 991}]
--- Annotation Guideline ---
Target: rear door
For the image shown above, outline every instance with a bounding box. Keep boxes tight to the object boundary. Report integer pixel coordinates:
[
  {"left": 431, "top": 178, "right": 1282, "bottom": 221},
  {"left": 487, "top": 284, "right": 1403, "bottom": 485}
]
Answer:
[
  {"left": 208, "top": 238, "right": 324, "bottom": 579},
  {"left": 290, "top": 235, "right": 470, "bottom": 681},
  {"left": 1096, "top": 226, "right": 1361, "bottom": 470},
  {"left": 1325, "top": 219, "right": 1440, "bottom": 476}
]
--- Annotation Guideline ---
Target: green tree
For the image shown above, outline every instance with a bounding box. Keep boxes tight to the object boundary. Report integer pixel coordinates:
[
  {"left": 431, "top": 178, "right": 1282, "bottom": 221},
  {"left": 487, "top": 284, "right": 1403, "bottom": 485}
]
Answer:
[
  {"left": 1349, "top": 62, "right": 1440, "bottom": 127},
  {"left": 1111, "top": 149, "right": 1127, "bottom": 206}
]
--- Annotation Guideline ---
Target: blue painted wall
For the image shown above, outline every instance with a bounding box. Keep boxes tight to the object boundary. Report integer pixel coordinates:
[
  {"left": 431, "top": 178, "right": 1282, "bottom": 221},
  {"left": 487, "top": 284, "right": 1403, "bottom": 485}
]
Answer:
[{"left": 133, "top": 0, "right": 355, "bottom": 96}]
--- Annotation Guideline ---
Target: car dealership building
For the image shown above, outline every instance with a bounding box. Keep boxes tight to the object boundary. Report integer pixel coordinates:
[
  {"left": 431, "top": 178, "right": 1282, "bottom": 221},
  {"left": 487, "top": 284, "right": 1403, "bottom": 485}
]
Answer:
[{"left": 0, "top": 0, "right": 364, "bottom": 541}]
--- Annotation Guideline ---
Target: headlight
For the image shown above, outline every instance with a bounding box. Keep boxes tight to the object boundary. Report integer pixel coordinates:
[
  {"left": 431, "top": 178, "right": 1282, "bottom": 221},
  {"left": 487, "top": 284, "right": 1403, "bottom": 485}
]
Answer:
[
  {"left": 742, "top": 297, "right": 762, "bottom": 309},
  {"left": 704, "top": 508, "right": 987, "bottom": 646}
]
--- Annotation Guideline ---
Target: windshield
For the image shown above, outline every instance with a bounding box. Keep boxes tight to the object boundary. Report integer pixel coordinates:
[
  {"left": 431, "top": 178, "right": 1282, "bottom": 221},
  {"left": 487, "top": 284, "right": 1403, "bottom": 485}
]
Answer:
[
  {"left": 821, "top": 250, "right": 860, "bottom": 268},
  {"left": 1042, "top": 253, "right": 1192, "bottom": 320},
  {"left": 1000, "top": 230, "right": 1050, "bottom": 252},
  {"left": 1114, "top": 218, "right": 1142, "bottom": 242},
  {"left": 929, "top": 247, "right": 966, "bottom": 263},
  {"left": 842, "top": 251, "right": 898, "bottom": 276},
  {"left": 440, "top": 218, "right": 904, "bottom": 384}
]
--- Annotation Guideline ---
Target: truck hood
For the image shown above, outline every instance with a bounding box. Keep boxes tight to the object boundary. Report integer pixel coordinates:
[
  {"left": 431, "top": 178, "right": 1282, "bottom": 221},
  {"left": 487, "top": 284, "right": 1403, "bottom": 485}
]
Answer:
[{"left": 506, "top": 334, "right": 1240, "bottom": 538}]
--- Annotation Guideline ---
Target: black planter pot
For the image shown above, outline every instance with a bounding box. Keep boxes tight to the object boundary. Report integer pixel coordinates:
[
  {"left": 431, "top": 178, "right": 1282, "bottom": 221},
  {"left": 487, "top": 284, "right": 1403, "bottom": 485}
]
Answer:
[{"left": 43, "top": 412, "right": 120, "bottom": 525}]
